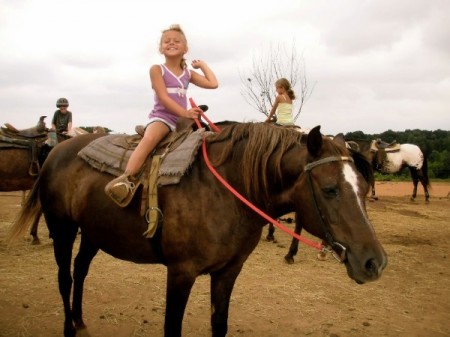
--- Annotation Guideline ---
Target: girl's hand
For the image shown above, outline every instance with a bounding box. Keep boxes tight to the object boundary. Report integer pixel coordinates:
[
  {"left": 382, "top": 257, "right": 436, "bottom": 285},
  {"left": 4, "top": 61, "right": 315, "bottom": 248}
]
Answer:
[
  {"left": 191, "top": 59, "right": 204, "bottom": 69},
  {"left": 185, "top": 107, "right": 202, "bottom": 119}
]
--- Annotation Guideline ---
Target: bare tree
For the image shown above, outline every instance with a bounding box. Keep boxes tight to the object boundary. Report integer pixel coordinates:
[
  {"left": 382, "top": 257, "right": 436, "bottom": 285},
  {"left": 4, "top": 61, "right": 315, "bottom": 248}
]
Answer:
[{"left": 240, "top": 41, "right": 314, "bottom": 122}]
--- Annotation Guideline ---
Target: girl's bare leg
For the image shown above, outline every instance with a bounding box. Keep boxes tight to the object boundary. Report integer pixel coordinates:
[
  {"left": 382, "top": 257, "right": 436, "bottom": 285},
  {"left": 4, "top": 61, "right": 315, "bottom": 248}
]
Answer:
[{"left": 105, "top": 122, "right": 170, "bottom": 206}]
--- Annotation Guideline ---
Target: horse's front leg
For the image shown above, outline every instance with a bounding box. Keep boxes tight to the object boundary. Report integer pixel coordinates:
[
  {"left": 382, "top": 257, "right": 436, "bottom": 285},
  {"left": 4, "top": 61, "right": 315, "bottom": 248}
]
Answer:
[
  {"left": 165, "top": 267, "right": 196, "bottom": 337},
  {"left": 284, "top": 214, "right": 301, "bottom": 264},
  {"left": 210, "top": 263, "right": 244, "bottom": 337},
  {"left": 266, "top": 223, "right": 276, "bottom": 242},
  {"left": 369, "top": 181, "right": 378, "bottom": 201}
]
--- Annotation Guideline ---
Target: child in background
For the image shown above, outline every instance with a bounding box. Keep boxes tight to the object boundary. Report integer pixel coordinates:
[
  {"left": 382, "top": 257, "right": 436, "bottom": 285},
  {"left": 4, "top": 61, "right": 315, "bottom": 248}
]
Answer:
[
  {"left": 265, "top": 78, "right": 295, "bottom": 125},
  {"left": 52, "top": 98, "right": 73, "bottom": 133}
]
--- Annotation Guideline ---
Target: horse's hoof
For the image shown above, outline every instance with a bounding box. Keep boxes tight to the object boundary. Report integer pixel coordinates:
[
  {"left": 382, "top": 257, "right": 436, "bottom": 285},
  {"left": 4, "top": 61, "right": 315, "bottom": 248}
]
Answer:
[
  {"left": 317, "top": 252, "right": 327, "bottom": 261},
  {"left": 64, "top": 325, "right": 76, "bottom": 337},
  {"left": 284, "top": 255, "right": 294, "bottom": 264},
  {"left": 266, "top": 235, "right": 276, "bottom": 243},
  {"left": 31, "top": 238, "right": 41, "bottom": 245},
  {"left": 74, "top": 319, "right": 87, "bottom": 330}
]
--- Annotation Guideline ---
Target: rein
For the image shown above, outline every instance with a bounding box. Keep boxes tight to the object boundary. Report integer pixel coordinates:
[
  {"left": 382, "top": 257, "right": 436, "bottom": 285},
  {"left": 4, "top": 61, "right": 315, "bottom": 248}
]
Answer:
[{"left": 189, "top": 98, "right": 349, "bottom": 255}]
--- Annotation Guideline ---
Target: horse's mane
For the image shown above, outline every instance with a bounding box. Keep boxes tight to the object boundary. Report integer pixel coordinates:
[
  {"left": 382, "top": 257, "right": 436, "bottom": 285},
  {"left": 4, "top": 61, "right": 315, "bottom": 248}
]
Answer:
[
  {"left": 206, "top": 123, "right": 374, "bottom": 200},
  {"left": 207, "top": 123, "right": 303, "bottom": 200},
  {"left": 349, "top": 149, "right": 374, "bottom": 187}
]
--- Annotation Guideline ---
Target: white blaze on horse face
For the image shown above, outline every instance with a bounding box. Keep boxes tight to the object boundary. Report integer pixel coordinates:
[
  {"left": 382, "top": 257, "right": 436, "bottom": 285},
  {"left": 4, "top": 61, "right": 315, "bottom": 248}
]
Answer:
[{"left": 342, "top": 163, "right": 366, "bottom": 216}]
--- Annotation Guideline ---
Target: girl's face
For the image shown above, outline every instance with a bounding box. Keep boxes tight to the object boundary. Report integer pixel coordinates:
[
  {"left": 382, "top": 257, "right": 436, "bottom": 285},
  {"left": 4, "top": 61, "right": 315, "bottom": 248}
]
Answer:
[
  {"left": 276, "top": 85, "right": 285, "bottom": 95},
  {"left": 160, "top": 31, "right": 187, "bottom": 58}
]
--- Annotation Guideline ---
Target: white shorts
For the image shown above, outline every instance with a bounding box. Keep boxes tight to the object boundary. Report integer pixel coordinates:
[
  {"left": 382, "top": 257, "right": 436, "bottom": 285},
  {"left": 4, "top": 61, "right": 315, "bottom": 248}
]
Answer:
[{"left": 146, "top": 117, "right": 176, "bottom": 132}]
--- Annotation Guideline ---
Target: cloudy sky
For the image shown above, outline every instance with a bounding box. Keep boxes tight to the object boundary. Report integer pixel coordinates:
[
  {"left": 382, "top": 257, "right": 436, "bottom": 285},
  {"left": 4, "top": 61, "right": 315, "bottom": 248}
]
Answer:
[{"left": 1, "top": 0, "right": 448, "bottom": 135}]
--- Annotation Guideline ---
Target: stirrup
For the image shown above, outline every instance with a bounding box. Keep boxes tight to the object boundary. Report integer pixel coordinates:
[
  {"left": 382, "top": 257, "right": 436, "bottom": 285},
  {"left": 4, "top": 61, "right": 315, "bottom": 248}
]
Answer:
[{"left": 105, "top": 174, "right": 136, "bottom": 207}]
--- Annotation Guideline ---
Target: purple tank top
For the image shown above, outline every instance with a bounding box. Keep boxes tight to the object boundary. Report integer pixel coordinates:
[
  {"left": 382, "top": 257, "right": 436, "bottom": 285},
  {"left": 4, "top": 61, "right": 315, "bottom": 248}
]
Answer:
[{"left": 148, "top": 64, "right": 191, "bottom": 127}]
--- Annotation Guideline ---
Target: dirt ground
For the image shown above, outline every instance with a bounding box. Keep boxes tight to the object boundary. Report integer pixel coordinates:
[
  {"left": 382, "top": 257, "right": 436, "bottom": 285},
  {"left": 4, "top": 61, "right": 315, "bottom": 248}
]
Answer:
[{"left": 0, "top": 182, "right": 449, "bottom": 337}]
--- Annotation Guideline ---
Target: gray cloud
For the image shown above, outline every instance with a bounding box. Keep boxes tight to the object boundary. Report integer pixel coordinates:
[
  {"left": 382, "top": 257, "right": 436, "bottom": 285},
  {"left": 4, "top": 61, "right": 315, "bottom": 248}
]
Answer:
[{"left": 0, "top": 0, "right": 448, "bottom": 136}]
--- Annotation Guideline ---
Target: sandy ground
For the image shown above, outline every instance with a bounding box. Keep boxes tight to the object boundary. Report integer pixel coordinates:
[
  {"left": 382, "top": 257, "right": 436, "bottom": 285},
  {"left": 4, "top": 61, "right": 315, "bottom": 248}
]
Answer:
[{"left": 0, "top": 181, "right": 449, "bottom": 337}]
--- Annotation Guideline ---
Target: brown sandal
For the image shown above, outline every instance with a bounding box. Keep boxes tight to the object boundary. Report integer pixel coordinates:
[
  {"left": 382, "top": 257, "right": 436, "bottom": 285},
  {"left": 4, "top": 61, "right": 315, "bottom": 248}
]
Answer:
[{"left": 105, "top": 173, "right": 136, "bottom": 207}]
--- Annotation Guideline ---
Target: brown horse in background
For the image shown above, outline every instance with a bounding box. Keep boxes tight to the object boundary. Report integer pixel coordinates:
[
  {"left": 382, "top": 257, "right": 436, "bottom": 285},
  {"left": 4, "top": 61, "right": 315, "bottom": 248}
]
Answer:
[
  {"left": 9, "top": 123, "right": 387, "bottom": 337},
  {"left": 0, "top": 117, "right": 54, "bottom": 244}
]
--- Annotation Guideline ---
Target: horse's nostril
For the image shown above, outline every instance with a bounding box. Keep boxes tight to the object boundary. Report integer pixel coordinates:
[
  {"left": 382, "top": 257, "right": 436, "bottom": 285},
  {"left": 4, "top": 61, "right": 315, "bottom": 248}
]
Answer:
[{"left": 365, "top": 258, "right": 379, "bottom": 276}]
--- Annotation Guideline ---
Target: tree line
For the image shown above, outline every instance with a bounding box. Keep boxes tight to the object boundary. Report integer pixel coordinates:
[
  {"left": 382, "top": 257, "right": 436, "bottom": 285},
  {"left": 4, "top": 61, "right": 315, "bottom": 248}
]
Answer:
[{"left": 344, "top": 129, "right": 450, "bottom": 179}]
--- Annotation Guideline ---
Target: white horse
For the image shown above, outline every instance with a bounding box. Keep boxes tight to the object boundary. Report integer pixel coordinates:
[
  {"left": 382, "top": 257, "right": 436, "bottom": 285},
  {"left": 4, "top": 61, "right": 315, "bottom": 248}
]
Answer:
[{"left": 348, "top": 140, "right": 431, "bottom": 202}]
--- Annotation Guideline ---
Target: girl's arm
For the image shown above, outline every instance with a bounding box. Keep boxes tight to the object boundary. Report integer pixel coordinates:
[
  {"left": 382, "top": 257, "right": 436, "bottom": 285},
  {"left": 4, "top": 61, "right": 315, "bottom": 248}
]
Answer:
[
  {"left": 150, "top": 65, "right": 200, "bottom": 119},
  {"left": 190, "top": 60, "right": 218, "bottom": 89},
  {"left": 266, "top": 95, "right": 280, "bottom": 122}
]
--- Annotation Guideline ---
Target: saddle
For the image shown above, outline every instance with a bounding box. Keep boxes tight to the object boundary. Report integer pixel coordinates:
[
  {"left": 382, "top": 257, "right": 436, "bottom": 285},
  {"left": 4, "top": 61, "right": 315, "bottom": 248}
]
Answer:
[
  {"left": 78, "top": 117, "right": 213, "bottom": 238},
  {"left": 374, "top": 138, "right": 398, "bottom": 150},
  {"left": 0, "top": 116, "right": 50, "bottom": 176},
  {"left": 370, "top": 139, "right": 401, "bottom": 171},
  {"left": 1, "top": 116, "right": 48, "bottom": 139}
]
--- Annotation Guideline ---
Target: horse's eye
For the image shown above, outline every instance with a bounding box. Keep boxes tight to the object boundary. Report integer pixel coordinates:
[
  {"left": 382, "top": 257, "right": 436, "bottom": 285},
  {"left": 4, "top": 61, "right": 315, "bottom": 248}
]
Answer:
[{"left": 322, "top": 187, "right": 338, "bottom": 199}]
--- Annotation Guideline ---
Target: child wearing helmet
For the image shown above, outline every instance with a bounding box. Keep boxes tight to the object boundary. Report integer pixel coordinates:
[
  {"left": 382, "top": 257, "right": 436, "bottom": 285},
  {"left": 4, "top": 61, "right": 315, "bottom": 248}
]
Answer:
[{"left": 52, "top": 98, "right": 73, "bottom": 133}]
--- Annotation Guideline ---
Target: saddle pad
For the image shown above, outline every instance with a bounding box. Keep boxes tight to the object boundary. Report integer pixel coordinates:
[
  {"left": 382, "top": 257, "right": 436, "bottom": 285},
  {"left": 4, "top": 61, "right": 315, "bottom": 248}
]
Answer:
[
  {"left": 78, "top": 129, "right": 210, "bottom": 186},
  {"left": 78, "top": 134, "right": 141, "bottom": 177}
]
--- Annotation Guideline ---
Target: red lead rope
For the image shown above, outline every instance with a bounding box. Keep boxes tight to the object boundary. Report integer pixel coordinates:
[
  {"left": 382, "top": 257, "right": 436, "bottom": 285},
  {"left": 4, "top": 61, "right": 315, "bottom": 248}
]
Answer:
[{"left": 189, "top": 98, "right": 323, "bottom": 251}]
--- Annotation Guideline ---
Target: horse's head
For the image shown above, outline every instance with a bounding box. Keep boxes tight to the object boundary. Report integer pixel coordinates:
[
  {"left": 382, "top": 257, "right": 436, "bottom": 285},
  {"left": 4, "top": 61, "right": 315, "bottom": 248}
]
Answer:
[
  {"left": 207, "top": 123, "right": 386, "bottom": 283},
  {"left": 290, "top": 126, "right": 387, "bottom": 284}
]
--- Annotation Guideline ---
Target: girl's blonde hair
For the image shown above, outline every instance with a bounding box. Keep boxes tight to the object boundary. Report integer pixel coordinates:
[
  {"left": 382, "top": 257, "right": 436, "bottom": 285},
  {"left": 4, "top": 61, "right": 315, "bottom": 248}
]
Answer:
[
  {"left": 276, "top": 78, "right": 296, "bottom": 100},
  {"left": 160, "top": 24, "right": 188, "bottom": 69}
]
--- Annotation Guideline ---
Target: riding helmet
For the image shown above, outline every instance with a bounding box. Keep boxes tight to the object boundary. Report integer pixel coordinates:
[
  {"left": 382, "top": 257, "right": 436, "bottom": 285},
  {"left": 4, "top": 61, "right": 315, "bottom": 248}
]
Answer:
[{"left": 56, "top": 97, "right": 69, "bottom": 108}]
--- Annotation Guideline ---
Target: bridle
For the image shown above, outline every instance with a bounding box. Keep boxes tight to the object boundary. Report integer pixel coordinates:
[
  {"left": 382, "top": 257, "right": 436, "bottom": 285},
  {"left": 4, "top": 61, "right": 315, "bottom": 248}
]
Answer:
[
  {"left": 304, "top": 156, "right": 354, "bottom": 263},
  {"left": 189, "top": 98, "right": 354, "bottom": 261}
]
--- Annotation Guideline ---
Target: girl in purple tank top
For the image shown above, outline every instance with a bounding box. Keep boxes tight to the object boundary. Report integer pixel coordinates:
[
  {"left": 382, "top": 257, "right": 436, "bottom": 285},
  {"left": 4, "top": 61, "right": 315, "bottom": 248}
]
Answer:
[{"left": 105, "top": 24, "right": 218, "bottom": 207}]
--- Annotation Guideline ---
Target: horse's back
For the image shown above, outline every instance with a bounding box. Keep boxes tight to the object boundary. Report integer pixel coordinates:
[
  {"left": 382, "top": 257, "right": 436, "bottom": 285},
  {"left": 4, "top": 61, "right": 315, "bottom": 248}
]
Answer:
[{"left": 399, "top": 143, "right": 424, "bottom": 168}]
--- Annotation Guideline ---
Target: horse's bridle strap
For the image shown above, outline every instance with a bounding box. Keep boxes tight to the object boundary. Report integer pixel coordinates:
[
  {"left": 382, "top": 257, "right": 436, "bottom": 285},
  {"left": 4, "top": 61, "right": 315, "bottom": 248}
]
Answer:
[
  {"left": 304, "top": 155, "right": 354, "bottom": 263},
  {"left": 305, "top": 156, "right": 353, "bottom": 172}
]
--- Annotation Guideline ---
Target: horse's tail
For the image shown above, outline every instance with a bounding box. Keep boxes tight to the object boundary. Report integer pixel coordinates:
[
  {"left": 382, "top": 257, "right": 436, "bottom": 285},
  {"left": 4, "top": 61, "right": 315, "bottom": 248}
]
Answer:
[
  {"left": 422, "top": 155, "right": 431, "bottom": 188},
  {"left": 7, "top": 176, "right": 42, "bottom": 245}
]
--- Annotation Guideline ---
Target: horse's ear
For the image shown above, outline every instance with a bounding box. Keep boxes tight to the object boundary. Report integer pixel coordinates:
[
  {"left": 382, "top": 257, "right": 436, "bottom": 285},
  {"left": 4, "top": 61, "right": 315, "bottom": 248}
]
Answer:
[
  {"left": 307, "top": 125, "right": 323, "bottom": 157},
  {"left": 333, "top": 133, "right": 346, "bottom": 147}
]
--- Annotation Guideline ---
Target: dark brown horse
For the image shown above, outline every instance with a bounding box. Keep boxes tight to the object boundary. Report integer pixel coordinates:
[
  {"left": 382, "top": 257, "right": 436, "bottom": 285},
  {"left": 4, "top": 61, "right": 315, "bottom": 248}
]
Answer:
[
  {"left": 0, "top": 117, "right": 54, "bottom": 244},
  {"left": 0, "top": 126, "right": 73, "bottom": 243},
  {"left": 9, "top": 123, "right": 387, "bottom": 337},
  {"left": 0, "top": 145, "right": 52, "bottom": 244}
]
